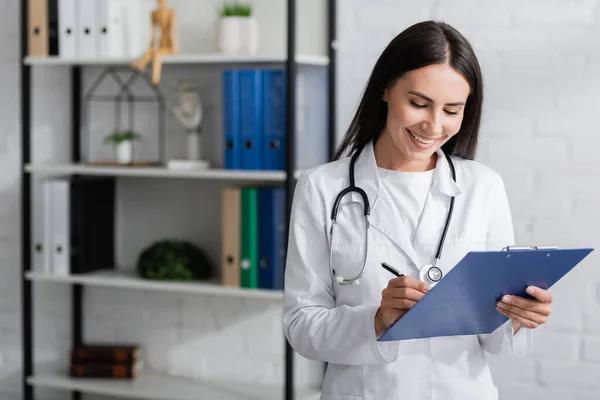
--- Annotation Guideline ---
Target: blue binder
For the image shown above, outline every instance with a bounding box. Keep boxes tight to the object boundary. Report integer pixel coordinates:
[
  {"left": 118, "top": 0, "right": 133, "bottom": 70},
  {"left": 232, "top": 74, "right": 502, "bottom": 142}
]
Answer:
[
  {"left": 258, "top": 187, "right": 286, "bottom": 290},
  {"left": 378, "top": 247, "right": 594, "bottom": 342},
  {"left": 223, "top": 70, "right": 241, "bottom": 169},
  {"left": 262, "top": 69, "right": 286, "bottom": 171},
  {"left": 239, "top": 69, "right": 263, "bottom": 170}
]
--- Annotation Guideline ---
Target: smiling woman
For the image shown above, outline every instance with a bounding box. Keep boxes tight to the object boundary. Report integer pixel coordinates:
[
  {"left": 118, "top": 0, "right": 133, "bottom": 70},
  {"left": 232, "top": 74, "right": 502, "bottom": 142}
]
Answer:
[{"left": 282, "top": 20, "right": 553, "bottom": 400}]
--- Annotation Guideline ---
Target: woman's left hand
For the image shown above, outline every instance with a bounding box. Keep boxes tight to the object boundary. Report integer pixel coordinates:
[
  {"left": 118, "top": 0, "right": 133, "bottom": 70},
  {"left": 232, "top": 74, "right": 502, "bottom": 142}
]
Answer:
[{"left": 496, "top": 286, "right": 553, "bottom": 331}]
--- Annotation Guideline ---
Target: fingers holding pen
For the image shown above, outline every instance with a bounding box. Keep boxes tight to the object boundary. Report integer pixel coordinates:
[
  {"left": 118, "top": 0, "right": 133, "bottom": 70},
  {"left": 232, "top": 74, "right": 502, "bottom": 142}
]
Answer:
[
  {"left": 383, "top": 283, "right": 428, "bottom": 302},
  {"left": 388, "top": 275, "right": 431, "bottom": 294},
  {"left": 382, "top": 276, "right": 430, "bottom": 307},
  {"left": 375, "top": 272, "right": 431, "bottom": 338}
]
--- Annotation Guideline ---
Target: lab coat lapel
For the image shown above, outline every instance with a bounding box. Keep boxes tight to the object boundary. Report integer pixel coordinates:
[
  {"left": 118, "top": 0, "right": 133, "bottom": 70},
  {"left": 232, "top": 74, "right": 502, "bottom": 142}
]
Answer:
[
  {"left": 412, "top": 149, "right": 462, "bottom": 266},
  {"left": 349, "top": 141, "right": 421, "bottom": 271}
]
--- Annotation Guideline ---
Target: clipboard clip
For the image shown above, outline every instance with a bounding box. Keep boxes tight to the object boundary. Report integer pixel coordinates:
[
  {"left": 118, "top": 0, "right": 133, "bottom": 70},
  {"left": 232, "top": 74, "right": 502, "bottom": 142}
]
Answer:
[{"left": 502, "top": 245, "right": 558, "bottom": 251}]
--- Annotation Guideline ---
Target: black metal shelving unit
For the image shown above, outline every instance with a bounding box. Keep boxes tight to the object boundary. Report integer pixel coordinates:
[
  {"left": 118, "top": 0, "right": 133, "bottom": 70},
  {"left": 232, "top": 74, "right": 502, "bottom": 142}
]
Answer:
[{"left": 20, "top": 1, "right": 336, "bottom": 400}]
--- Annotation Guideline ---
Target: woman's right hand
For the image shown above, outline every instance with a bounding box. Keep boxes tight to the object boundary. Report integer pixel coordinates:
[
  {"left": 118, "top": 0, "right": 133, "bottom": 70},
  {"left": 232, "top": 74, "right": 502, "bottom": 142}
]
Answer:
[{"left": 374, "top": 276, "right": 431, "bottom": 338}]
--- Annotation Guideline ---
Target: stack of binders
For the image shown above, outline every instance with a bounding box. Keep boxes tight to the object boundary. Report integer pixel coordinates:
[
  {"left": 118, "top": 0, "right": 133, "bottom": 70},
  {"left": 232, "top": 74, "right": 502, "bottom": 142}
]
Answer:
[
  {"left": 222, "top": 68, "right": 288, "bottom": 171},
  {"left": 221, "top": 185, "right": 286, "bottom": 290},
  {"left": 222, "top": 61, "right": 330, "bottom": 172},
  {"left": 70, "top": 343, "right": 142, "bottom": 379},
  {"left": 32, "top": 177, "right": 115, "bottom": 276},
  {"left": 27, "top": 0, "right": 153, "bottom": 58},
  {"left": 220, "top": 67, "right": 289, "bottom": 290}
]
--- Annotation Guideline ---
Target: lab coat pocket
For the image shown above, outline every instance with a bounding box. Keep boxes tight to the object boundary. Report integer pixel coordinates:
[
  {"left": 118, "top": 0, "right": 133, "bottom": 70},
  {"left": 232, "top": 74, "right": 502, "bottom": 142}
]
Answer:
[{"left": 321, "top": 364, "right": 364, "bottom": 398}]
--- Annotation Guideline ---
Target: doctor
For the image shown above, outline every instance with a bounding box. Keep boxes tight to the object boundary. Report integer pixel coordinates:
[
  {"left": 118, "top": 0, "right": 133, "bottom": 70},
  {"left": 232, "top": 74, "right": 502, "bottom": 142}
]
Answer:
[{"left": 282, "top": 20, "right": 553, "bottom": 400}]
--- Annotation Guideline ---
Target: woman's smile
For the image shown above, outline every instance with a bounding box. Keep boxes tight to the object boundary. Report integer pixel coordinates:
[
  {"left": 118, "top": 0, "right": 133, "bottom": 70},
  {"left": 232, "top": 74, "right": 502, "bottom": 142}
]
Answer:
[{"left": 406, "top": 128, "right": 442, "bottom": 150}]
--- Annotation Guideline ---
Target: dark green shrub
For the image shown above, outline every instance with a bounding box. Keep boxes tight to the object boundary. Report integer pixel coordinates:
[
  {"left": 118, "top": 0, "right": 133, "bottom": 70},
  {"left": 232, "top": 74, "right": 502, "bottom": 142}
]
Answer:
[{"left": 136, "top": 239, "right": 213, "bottom": 281}]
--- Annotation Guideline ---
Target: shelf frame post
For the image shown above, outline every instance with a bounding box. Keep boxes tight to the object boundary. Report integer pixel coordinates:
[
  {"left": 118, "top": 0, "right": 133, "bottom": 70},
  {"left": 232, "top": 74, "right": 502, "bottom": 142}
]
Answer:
[
  {"left": 328, "top": 0, "right": 337, "bottom": 159},
  {"left": 20, "top": 0, "right": 34, "bottom": 397},
  {"left": 71, "top": 65, "right": 83, "bottom": 400},
  {"left": 284, "top": 0, "right": 297, "bottom": 399}
]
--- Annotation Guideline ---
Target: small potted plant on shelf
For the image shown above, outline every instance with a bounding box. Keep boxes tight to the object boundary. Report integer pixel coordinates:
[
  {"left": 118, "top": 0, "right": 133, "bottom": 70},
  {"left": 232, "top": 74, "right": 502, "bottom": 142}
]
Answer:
[
  {"left": 215, "top": 2, "right": 258, "bottom": 55},
  {"left": 103, "top": 130, "right": 141, "bottom": 164}
]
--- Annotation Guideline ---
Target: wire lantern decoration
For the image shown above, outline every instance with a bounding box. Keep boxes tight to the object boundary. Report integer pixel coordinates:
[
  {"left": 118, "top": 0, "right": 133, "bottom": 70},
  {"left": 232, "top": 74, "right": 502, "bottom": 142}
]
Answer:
[{"left": 82, "top": 66, "right": 166, "bottom": 165}]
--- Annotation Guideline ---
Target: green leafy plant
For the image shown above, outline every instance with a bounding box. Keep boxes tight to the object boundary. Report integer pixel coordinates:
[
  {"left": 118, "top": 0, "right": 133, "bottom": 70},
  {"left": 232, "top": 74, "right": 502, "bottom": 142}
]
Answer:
[
  {"left": 103, "top": 130, "right": 141, "bottom": 146},
  {"left": 218, "top": 2, "right": 253, "bottom": 17},
  {"left": 136, "top": 239, "right": 213, "bottom": 281}
]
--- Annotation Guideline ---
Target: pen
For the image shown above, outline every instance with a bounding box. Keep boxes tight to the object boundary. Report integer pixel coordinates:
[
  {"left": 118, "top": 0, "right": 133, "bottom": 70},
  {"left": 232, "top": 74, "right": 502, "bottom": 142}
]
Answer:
[{"left": 381, "top": 262, "right": 404, "bottom": 277}]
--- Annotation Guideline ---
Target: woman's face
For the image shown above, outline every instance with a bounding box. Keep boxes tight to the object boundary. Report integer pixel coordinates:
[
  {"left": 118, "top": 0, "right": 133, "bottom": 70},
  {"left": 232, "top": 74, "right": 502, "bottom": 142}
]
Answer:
[{"left": 380, "top": 63, "right": 471, "bottom": 170}]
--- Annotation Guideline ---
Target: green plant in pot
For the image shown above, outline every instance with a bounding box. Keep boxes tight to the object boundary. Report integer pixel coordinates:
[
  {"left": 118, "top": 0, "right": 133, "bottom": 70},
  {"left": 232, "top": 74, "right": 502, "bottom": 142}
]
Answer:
[
  {"left": 216, "top": 2, "right": 258, "bottom": 55},
  {"left": 103, "top": 130, "right": 141, "bottom": 164},
  {"left": 219, "top": 3, "right": 252, "bottom": 17},
  {"left": 136, "top": 239, "right": 213, "bottom": 281}
]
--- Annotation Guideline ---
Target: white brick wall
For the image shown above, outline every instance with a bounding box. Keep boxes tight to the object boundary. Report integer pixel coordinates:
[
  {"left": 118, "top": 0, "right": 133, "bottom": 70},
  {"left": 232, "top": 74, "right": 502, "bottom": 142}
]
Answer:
[
  {"left": 3, "top": 1, "right": 600, "bottom": 399},
  {"left": 337, "top": 0, "right": 600, "bottom": 399}
]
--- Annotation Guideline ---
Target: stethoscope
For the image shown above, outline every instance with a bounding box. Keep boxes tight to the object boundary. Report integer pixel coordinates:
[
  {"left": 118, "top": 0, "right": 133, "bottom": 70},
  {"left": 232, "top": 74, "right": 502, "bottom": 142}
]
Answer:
[{"left": 329, "top": 145, "right": 457, "bottom": 287}]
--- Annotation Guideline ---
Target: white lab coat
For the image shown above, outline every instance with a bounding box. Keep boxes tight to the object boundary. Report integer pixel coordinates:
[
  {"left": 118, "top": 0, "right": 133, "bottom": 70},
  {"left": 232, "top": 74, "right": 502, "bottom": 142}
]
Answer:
[{"left": 282, "top": 140, "right": 533, "bottom": 400}]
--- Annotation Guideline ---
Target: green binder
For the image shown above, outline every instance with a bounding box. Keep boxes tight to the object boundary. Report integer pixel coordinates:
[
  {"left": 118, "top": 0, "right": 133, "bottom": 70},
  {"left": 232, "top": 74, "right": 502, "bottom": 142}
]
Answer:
[{"left": 240, "top": 187, "right": 258, "bottom": 288}]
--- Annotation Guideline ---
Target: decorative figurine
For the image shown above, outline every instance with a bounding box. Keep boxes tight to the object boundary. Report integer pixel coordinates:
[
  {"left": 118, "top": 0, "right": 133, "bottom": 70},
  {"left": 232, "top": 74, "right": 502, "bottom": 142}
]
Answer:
[
  {"left": 130, "top": 0, "right": 178, "bottom": 86},
  {"left": 167, "top": 79, "right": 209, "bottom": 169}
]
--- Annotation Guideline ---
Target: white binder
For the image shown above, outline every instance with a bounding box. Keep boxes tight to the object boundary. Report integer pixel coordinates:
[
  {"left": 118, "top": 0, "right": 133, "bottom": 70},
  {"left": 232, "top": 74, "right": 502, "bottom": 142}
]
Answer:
[
  {"left": 50, "top": 179, "right": 70, "bottom": 276},
  {"left": 126, "top": 0, "right": 154, "bottom": 58},
  {"left": 77, "top": 0, "right": 97, "bottom": 58},
  {"left": 96, "top": 0, "right": 127, "bottom": 58},
  {"left": 58, "top": 0, "right": 77, "bottom": 57},
  {"left": 31, "top": 180, "right": 53, "bottom": 273}
]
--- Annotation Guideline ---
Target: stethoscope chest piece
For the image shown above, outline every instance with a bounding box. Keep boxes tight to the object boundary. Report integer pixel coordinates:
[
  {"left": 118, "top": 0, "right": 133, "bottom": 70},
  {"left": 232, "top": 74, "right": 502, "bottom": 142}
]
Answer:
[{"left": 419, "top": 264, "right": 443, "bottom": 286}]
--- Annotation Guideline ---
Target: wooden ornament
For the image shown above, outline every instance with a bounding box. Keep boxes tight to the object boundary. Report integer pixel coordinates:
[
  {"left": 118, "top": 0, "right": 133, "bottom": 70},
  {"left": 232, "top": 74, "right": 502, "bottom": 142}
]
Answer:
[{"left": 130, "top": 0, "right": 179, "bottom": 86}]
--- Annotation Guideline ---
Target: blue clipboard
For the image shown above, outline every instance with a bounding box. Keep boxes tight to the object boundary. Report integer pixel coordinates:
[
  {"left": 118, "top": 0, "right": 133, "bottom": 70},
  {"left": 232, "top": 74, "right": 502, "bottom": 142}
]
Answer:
[{"left": 378, "top": 246, "right": 594, "bottom": 342}]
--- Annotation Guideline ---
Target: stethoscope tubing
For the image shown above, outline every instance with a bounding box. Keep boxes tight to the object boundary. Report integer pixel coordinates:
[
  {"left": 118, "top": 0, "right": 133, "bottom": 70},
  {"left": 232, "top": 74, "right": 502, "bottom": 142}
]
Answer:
[{"left": 329, "top": 145, "right": 457, "bottom": 286}]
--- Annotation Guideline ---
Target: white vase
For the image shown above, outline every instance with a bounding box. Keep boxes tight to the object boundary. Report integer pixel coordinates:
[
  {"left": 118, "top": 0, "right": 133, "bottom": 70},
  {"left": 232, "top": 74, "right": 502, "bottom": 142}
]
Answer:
[
  {"left": 241, "top": 17, "right": 259, "bottom": 55},
  {"left": 115, "top": 140, "right": 133, "bottom": 164},
  {"left": 186, "top": 131, "right": 200, "bottom": 161},
  {"left": 216, "top": 16, "right": 244, "bottom": 54},
  {"left": 216, "top": 16, "right": 259, "bottom": 54}
]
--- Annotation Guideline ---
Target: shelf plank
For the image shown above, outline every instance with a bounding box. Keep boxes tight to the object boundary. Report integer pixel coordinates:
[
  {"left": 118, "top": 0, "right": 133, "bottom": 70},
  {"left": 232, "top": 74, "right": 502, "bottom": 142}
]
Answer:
[
  {"left": 26, "top": 269, "right": 283, "bottom": 300},
  {"left": 27, "top": 372, "right": 321, "bottom": 400},
  {"left": 24, "top": 163, "right": 293, "bottom": 182},
  {"left": 23, "top": 53, "right": 329, "bottom": 66}
]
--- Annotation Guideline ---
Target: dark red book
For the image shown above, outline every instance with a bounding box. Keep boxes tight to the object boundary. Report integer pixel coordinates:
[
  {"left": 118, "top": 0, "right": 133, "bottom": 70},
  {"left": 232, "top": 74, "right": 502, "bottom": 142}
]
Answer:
[{"left": 71, "top": 343, "right": 140, "bottom": 364}]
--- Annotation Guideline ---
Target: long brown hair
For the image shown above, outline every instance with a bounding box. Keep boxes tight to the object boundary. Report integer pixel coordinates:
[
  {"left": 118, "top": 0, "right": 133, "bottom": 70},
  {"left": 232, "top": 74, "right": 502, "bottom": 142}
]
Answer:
[{"left": 333, "top": 20, "right": 483, "bottom": 161}]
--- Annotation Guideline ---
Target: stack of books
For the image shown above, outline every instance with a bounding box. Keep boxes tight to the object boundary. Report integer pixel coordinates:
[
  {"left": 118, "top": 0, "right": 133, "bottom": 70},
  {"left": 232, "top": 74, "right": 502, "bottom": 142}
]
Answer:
[{"left": 69, "top": 343, "right": 142, "bottom": 379}]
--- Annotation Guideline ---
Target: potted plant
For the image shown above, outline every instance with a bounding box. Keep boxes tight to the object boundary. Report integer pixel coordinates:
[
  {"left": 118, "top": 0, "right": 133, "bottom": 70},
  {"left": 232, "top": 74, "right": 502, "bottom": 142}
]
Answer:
[
  {"left": 215, "top": 2, "right": 258, "bottom": 55},
  {"left": 103, "top": 130, "right": 141, "bottom": 164}
]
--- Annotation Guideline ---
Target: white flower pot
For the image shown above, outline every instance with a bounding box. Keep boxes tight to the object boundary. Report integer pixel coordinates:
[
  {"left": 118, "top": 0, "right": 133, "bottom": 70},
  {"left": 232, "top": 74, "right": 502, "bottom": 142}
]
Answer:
[
  {"left": 216, "top": 16, "right": 244, "bottom": 54},
  {"left": 115, "top": 140, "right": 133, "bottom": 164},
  {"left": 241, "top": 17, "right": 258, "bottom": 55},
  {"left": 216, "top": 16, "right": 259, "bottom": 55}
]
